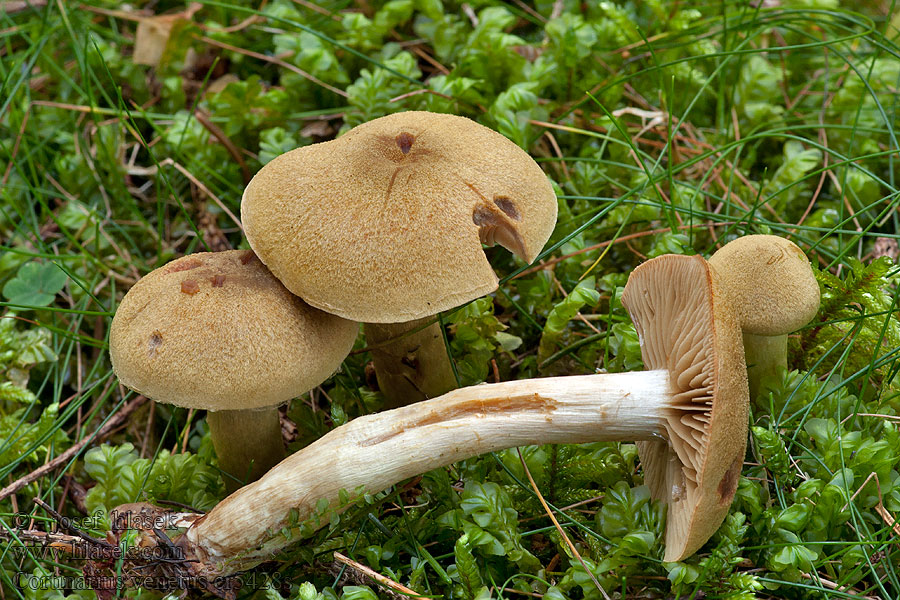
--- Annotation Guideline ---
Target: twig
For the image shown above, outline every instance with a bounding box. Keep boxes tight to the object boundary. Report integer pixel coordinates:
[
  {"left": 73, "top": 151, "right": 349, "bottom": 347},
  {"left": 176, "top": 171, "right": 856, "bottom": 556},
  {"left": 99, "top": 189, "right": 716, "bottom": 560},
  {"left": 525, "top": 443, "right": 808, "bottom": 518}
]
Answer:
[
  {"left": 516, "top": 449, "right": 611, "bottom": 600},
  {"left": 153, "top": 498, "right": 203, "bottom": 514},
  {"left": 196, "top": 35, "right": 348, "bottom": 98},
  {"left": 291, "top": 0, "right": 341, "bottom": 20},
  {"left": 193, "top": 110, "right": 251, "bottom": 184},
  {"left": 843, "top": 472, "right": 900, "bottom": 537},
  {"left": 333, "top": 552, "right": 429, "bottom": 600},
  {"left": 543, "top": 130, "right": 570, "bottom": 182},
  {"left": 1, "top": 0, "right": 48, "bottom": 14},
  {"left": 0, "top": 395, "right": 149, "bottom": 502},
  {"left": 159, "top": 158, "right": 243, "bottom": 233},
  {"left": 0, "top": 527, "right": 118, "bottom": 560},
  {"left": 799, "top": 572, "right": 877, "bottom": 599},
  {"left": 2, "top": 108, "right": 29, "bottom": 186},
  {"left": 518, "top": 494, "right": 605, "bottom": 524},
  {"left": 60, "top": 475, "right": 89, "bottom": 515},
  {"left": 461, "top": 3, "right": 478, "bottom": 27},
  {"left": 32, "top": 498, "right": 115, "bottom": 549}
]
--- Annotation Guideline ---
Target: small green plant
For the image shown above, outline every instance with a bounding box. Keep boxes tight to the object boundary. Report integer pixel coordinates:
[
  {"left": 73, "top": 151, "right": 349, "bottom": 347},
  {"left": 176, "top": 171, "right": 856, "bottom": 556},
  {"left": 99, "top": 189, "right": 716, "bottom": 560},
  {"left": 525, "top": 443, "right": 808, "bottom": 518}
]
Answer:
[{"left": 2, "top": 262, "right": 68, "bottom": 308}]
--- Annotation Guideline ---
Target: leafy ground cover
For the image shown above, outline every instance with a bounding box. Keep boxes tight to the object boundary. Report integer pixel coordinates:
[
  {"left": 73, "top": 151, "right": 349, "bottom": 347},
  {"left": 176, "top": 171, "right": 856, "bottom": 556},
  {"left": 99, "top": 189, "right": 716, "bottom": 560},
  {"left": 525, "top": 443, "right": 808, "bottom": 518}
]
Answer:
[{"left": 2, "top": 0, "right": 900, "bottom": 598}]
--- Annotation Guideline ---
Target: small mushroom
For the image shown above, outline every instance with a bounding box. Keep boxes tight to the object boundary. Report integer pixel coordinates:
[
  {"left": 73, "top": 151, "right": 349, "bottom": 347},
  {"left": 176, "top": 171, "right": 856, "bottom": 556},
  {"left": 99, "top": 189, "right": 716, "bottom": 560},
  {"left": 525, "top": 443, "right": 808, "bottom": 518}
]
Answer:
[
  {"left": 109, "top": 250, "right": 358, "bottom": 492},
  {"left": 172, "top": 253, "right": 748, "bottom": 578},
  {"left": 708, "top": 235, "right": 819, "bottom": 398},
  {"left": 241, "top": 111, "right": 558, "bottom": 408}
]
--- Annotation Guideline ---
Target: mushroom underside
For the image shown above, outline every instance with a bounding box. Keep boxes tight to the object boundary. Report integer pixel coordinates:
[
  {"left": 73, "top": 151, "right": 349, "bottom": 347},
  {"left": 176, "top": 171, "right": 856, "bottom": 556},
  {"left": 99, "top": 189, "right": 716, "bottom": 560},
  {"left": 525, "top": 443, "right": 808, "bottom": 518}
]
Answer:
[{"left": 621, "top": 255, "right": 745, "bottom": 560}]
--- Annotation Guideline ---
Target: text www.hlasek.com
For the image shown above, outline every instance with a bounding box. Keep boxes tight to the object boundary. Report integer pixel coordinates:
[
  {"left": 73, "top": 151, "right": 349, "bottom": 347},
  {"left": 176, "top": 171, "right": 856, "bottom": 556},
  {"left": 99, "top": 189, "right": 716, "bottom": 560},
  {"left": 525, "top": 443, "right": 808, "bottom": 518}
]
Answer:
[{"left": 6, "top": 543, "right": 182, "bottom": 561}]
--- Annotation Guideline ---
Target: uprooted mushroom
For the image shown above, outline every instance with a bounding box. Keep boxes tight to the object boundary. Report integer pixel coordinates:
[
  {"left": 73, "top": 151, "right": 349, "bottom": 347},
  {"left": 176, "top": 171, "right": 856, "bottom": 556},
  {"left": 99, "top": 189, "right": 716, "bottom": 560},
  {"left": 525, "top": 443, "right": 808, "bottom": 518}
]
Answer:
[{"left": 105, "top": 251, "right": 749, "bottom": 594}]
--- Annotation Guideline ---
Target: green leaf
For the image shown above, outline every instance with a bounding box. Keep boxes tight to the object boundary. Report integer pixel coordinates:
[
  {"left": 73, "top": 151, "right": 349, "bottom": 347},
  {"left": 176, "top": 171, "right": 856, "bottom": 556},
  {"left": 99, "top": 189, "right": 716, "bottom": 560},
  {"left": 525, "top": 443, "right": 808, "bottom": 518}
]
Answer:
[
  {"left": 665, "top": 562, "right": 700, "bottom": 586},
  {"left": 2, "top": 262, "right": 67, "bottom": 307},
  {"left": 774, "top": 503, "right": 811, "bottom": 532},
  {"left": 735, "top": 55, "right": 785, "bottom": 125},
  {"left": 762, "top": 140, "right": 822, "bottom": 213},
  {"left": 538, "top": 277, "right": 600, "bottom": 363},
  {"left": 339, "top": 586, "right": 378, "bottom": 600},
  {"left": 297, "top": 582, "right": 324, "bottom": 600},
  {"left": 619, "top": 530, "right": 655, "bottom": 555},
  {"left": 259, "top": 127, "right": 304, "bottom": 165},
  {"left": 454, "top": 534, "right": 484, "bottom": 600}
]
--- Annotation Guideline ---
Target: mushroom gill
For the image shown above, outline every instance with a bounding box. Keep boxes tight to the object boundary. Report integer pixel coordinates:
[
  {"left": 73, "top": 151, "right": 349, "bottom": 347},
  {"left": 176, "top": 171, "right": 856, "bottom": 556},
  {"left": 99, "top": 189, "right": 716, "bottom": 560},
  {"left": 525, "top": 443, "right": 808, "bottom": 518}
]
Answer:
[
  {"left": 623, "top": 256, "right": 716, "bottom": 492},
  {"left": 472, "top": 203, "right": 528, "bottom": 260}
]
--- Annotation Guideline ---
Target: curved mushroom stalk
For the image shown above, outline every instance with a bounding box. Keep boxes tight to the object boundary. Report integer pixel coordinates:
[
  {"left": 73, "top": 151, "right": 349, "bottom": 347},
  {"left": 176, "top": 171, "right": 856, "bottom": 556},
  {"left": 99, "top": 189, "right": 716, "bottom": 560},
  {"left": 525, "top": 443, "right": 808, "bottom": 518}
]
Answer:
[
  {"left": 179, "top": 371, "right": 671, "bottom": 576},
  {"left": 164, "top": 254, "right": 748, "bottom": 581}
]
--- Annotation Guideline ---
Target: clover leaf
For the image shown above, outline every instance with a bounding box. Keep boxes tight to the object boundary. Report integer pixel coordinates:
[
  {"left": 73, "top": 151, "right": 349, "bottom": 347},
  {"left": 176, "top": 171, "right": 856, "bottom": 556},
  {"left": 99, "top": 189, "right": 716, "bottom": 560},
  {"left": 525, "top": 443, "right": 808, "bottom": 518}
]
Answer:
[{"left": 2, "top": 261, "right": 68, "bottom": 308}]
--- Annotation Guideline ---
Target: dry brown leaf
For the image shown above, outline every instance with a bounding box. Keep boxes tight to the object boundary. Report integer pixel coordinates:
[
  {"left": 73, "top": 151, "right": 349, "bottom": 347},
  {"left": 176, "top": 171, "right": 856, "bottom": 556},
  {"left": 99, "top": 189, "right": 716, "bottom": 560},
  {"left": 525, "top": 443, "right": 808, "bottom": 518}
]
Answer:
[
  {"left": 133, "top": 3, "right": 201, "bottom": 68},
  {"left": 205, "top": 74, "right": 240, "bottom": 97}
]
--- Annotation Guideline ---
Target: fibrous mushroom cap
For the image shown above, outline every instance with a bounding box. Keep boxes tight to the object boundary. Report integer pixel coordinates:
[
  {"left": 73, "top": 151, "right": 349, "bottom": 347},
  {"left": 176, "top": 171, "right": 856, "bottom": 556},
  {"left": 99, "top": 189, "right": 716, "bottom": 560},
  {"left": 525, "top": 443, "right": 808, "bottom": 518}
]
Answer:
[
  {"left": 708, "top": 235, "right": 819, "bottom": 336},
  {"left": 109, "top": 250, "right": 359, "bottom": 411},
  {"left": 621, "top": 254, "right": 748, "bottom": 562},
  {"left": 241, "top": 110, "right": 558, "bottom": 323}
]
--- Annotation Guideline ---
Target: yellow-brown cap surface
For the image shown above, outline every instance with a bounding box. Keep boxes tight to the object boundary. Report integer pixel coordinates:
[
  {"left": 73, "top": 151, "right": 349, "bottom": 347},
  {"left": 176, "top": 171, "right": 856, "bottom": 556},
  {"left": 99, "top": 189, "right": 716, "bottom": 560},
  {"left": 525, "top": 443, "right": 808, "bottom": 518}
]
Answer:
[
  {"left": 109, "top": 251, "right": 359, "bottom": 410},
  {"left": 708, "top": 235, "right": 819, "bottom": 336},
  {"left": 241, "top": 111, "right": 558, "bottom": 323},
  {"left": 621, "top": 254, "right": 748, "bottom": 561}
]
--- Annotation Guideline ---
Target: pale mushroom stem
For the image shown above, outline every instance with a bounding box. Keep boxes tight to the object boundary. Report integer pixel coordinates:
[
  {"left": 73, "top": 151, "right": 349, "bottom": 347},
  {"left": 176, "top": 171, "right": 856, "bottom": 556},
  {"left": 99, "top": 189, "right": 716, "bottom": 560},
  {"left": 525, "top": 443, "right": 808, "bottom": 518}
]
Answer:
[
  {"left": 207, "top": 408, "right": 285, "bottom": 493},
  {"left": 364, "top": 318, "right": 459, "bottom": 409},
  {"left": 180, "top": 370, "right": 671, "bottom": 577},
  {"left": 742, "top": 332, "right": 787, "bottom": 400}
]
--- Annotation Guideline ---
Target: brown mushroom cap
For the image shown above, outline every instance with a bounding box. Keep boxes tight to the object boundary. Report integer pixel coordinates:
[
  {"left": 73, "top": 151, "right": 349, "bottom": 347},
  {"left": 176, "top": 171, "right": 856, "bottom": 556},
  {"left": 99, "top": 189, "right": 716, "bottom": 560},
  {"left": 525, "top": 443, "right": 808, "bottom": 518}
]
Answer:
[
  {"left": 241, "top": 111, "right": 558, "bottom": 323},
  {"left": 109, "top": 250, "right": 359, "bottom": 411},
  {"left": 708, "top": 235, "right": 819, "bottom": 336},
  {"left": 621, "top": 254, "right": 748, "bottom": 561}
]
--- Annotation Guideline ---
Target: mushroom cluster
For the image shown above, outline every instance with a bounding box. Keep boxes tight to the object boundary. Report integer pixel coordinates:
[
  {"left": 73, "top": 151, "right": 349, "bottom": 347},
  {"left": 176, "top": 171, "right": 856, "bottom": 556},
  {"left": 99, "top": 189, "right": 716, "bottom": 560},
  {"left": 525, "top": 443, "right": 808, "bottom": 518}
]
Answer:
[
  {"left": 162, "top": 235, "right": 817, "bottom": 576},
  {"left": 109, "top": 107, "right": 820, "bottom": 577},
  {"left": 110, "top": 110, "right": 558, "bottom": 489}
]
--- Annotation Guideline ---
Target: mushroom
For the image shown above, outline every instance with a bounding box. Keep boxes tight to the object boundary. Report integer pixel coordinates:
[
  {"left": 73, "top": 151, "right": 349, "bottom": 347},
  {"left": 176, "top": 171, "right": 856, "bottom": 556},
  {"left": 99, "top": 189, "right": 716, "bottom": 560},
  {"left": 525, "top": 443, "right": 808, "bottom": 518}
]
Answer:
[
  {"left": 240, "top": 110, "right": 558, "bottom": 407},
  {"left": 165, "top": 252, "right": 747, "bottom": 580},
  {"left": 708, "top": 234, "right": 819, "bottom": 398},
  {"left": 109, "top": 250, "right": 358, "bottom": 491}
]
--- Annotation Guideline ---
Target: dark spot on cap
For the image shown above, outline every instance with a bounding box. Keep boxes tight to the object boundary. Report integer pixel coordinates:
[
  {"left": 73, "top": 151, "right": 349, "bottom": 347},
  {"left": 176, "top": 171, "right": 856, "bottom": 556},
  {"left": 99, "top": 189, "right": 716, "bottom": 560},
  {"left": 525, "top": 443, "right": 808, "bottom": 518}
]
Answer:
[
  {"left": 181, "top": 280, "right": 200, "bottom": 295},
  {"left": 240, "top": 250, "right": 257, "bottom": 265},
  {"left": 211, "top": 274, "right": 226, "bottom": 287},
  {"left": 493, "top": 196, "right": 520, "bottom": 220},
  {"left": 148, "top": 331, "right": 163, "bottom": 358},
  {"left": 396, "top": 132, "right": 415, "bottom": 155},
  {"left": 167, "top": 257, "right": 203, "bottom": 273},
  {"left": 717, "top": 455, "right": 742, "bottom": 504}
]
